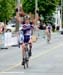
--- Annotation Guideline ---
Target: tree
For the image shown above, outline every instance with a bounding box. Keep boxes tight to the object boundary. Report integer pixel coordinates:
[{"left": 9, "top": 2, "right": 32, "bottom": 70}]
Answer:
[
  {"left": 0, "top": 0, "right": 16, "bottom": 22},
  {"left": 22, "top": 0, "right": 60, "bottom": 20},
  {"left": 22, "top": 0, "right": 35, "bottom": 14}
]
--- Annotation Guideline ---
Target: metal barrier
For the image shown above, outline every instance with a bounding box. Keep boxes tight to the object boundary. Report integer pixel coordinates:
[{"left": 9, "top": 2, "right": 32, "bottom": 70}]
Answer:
[
  {"left": 4, "top": 32, "right": 18, "bottom": 47},
  {"left": 0, "top": 33, "right": 7, "bottom": 49},
  {"left": 0, "top": 32, "right": 18, "bottom": 49}
]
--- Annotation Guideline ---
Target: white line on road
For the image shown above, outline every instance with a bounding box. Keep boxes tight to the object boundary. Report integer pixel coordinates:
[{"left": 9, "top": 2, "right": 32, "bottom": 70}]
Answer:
[
  {"left": 0, "top": 72, "right": 24, "bottom": 74},
  {"left": 0, "top": 43, "right": 63, "bottom": 73}
]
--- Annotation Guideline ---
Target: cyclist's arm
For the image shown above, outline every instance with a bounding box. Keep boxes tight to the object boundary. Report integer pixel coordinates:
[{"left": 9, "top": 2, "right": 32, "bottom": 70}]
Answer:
[
  {"left": 45, "top": 28, "right": 48, "bottom": 35},
  {"left": 16, "top": 12, "right": 22, "bottom": 23},
  {"left": 32, "top": 16, "right": 40, "bottom": 24},
  {"left": 30, "top": 23, "right": 34, "bottom": 30},
  {"left": 16, "top": 8, "right": 25, "bottom": 23}
]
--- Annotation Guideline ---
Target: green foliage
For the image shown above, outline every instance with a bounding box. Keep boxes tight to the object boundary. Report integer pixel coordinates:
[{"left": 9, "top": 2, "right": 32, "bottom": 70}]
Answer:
[
  {"left": 23, "top": 0, "right": 60, "bottom": 17},
  {"left": 62, "top": 21, "right": 63, "bottom": 28},
  {"left": 0, "top": 0, "right": 16, "bottom": 22},
  {"left": 0, "top": 0, "right": 61, "bottom": 22},
  {"left": 22, "top": 0, "right": 35, "bottom": 13}
]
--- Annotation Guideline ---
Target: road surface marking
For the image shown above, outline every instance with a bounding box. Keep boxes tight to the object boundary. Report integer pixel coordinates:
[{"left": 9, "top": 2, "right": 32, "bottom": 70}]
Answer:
[
  {"left": 0, "top": 72, "right": 24, "bottom": 74},
  {"left": 0, "top": 43, "right": 63, "bottom": 73}
]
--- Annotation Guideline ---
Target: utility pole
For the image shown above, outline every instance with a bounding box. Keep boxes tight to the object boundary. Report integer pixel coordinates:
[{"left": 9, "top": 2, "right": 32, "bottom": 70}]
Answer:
[
  {"left": 61, "top": 0, "right": 62, "bottom": 28},
  {"left": 61, "top": 0, "right": 63, "bottom": 27},
  {"left": 35, "top": 0, "right": 38, "bottom": 19},
  {"left": 17, "top": 0, "right": 21, "bottom": 12},
  {"left": 16, "top": 0, "right": 21, "bottom": 31}
]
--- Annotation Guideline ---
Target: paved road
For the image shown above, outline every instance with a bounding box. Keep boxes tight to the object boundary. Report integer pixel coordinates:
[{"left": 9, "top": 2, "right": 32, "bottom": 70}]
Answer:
[{"left": 0, "top": 32, "right": 63, "bottom": 75}]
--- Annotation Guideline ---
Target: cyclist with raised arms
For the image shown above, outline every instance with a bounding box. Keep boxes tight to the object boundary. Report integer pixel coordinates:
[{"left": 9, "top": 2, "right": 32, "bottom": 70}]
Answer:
[{"left": 16, "top": 8, "right": 38, "bottom": 65}]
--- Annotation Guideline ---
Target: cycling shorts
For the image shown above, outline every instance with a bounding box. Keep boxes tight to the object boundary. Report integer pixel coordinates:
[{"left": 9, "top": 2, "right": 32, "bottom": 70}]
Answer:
[{"left": 24, "top": 35, "right": 30, "bottom": 43}]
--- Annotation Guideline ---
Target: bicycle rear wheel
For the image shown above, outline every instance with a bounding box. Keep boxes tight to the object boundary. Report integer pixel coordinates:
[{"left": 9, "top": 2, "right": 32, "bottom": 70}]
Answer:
[
  {"left": 23, "top": 43, "right": 29, "bottom": 69},
  {"left": 23, "top": 53, "right": 29, "bottom": 69},
  {"left": 47, "top": 33, "right": 51, "bottom": 43},
  {"left": 24, "top": 63, "right": 25, "bottom": 69},
  {"left": 26, "top": 60, "right": 29, "bottom": 68},
  {"left": 23, "top": 59, "right": 29, "bottom": 69}
]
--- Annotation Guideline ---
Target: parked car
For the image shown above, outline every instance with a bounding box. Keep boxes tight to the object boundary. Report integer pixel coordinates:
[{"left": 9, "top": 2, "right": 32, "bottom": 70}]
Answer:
[
  {"left": 6, "top": 18, "right": 16, "bottom": 32},
  {"left": 6, "top": 23, "right": 16, "bottom": 32},
  {"left": 60, "top": 29, "right": 63, "bottom": 35}
]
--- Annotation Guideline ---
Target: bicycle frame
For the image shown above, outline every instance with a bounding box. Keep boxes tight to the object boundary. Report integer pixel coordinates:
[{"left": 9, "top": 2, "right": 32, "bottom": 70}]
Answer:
[{"left": 47, "top": 33, "right": 51, "bottom": 43}]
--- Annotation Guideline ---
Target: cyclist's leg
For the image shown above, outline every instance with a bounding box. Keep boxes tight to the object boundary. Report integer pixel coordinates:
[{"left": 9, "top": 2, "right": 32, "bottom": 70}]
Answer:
[
  {"left": 21, "top": 43, "right": 26, "bottom": 58},
  {"left": 21, "top": 35, "right": 30, "bottom": 65},
  {"left": 48, "top": 32, "right": 51, "bottom": 40},
  {"left": 48, "top": 34, "right": 50, "bottom": 41},
  {"left": 21, "top": 35, "right": 27, "bottom": 65},
  {"left": 29, "top": 36, "right": 32, "bottom": 57},
  {"left": 47, "top": 32, "right": 51, "bottom": 43},
  {"left": 47, "top": 33, "right": 49, "bottom": 42},
  {"left": 21, "top": 43, "right": 26, "bottom": 65},
  {"left": 50, "top": 33, "right": 51, "bottom": 40}
]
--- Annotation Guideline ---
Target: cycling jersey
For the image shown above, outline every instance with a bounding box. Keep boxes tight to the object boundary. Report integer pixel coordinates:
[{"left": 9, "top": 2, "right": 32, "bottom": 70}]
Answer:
[
  {"left": 22, "top": 23, "right": 34, "bottom": 36},
  {"left": 20, "top": 22, "right": 34, "bottom": 43},
  {"left": 47, "top": 25, "right": 51, "bottom": 33}
]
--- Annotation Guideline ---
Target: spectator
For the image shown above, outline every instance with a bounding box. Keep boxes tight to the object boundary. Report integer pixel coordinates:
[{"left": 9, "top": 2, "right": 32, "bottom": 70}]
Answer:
[
  {"left": 56, "top": 26, "right": 60, "bottom": 31},
  {"left": 52, "top": 24, "right": 55, "bottom": 32},
  {"left": 0, "top": 22, "right": 5, "bottom": 33}
]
